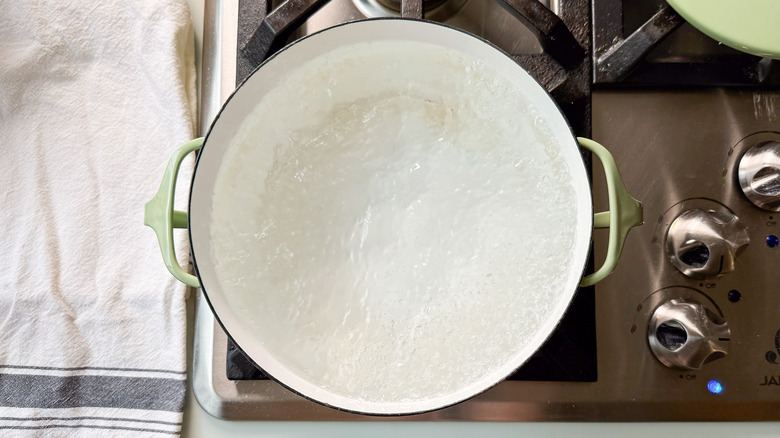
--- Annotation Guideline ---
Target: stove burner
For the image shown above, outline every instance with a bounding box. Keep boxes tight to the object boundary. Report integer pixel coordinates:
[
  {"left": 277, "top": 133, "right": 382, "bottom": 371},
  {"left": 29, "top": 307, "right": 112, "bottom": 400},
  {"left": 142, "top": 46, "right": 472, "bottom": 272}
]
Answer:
[
  {"left": 238, "top": 0, "right": 585, "bottom": 77},
  {"left": 352, "top": 0, "right": 466, "bottom": 20},
  {"left": 375, "top": 0, "right": 442, "bottom": 10},
  {"left": 231, "top": 0, "right": 596, "bottom": 389}
]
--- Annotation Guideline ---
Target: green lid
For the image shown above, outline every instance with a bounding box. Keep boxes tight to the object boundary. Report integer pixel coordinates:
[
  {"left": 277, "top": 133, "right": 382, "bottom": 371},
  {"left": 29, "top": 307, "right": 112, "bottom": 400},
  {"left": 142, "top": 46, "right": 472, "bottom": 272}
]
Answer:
[{"left": 667, "top": 0, "right": 780, "bottom": 59}]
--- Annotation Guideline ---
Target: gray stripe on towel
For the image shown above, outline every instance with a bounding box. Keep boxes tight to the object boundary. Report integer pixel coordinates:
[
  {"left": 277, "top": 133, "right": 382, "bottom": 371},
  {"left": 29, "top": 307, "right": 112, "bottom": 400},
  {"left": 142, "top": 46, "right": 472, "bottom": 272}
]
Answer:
[
  {"left": 0, "top": 373, "right": 186, "bottom": 412},
  {"left": 0, "top": 425, "right": 178, "bottom": 435},
  {"left": 0, "top": 364, "right": 186, "bottom": 375},
  {"left": 0, "top": 416, "right": 181, "bottom": 426}
]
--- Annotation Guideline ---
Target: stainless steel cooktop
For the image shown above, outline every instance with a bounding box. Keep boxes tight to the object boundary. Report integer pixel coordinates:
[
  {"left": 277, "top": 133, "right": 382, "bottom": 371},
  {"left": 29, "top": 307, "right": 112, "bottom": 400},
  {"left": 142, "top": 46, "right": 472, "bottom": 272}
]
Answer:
[{"left": 192, "top": 0, "right": 780, "bottom": 420}]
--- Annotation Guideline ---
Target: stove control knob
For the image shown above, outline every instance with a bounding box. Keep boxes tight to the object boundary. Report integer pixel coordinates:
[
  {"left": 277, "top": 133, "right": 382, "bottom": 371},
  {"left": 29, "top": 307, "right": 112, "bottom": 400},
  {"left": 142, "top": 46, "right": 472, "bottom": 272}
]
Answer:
[
  {"left": 648, "top": 299, "right": 730, "bottom": 370},
  {"left": 738, "top": 141, "right": 780, "bottom": 211},
  {"left": 666, "top": 209, "right": 749, "bottom": 279}
]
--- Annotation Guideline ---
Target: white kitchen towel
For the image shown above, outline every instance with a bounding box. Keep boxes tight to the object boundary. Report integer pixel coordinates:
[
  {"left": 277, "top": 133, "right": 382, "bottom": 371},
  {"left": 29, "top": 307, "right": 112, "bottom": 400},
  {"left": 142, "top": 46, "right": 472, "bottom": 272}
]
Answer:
[{"left": 0, "top": 0, "right": 196, "bottom": 436}]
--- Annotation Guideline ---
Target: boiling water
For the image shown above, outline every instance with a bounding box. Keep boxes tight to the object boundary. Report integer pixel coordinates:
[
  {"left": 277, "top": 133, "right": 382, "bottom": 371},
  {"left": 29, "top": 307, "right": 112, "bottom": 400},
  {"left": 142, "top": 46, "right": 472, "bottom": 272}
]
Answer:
[{"left": 210, "top": 41, "right": 580, "bottom": 405}]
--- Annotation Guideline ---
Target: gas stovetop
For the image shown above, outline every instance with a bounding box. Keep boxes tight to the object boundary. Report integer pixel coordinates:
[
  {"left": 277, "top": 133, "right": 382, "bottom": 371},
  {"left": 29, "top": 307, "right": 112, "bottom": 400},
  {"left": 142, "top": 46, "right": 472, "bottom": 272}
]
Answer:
[{"left": 192, "top": 0, "right": 780, "bottom": 420}]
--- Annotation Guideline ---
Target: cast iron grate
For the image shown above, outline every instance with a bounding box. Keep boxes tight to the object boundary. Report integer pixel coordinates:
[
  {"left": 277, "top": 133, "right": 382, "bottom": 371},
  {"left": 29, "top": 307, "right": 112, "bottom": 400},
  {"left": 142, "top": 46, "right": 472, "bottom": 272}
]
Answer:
[
  {"left": 592, "top": 0, "right": 780, "bottom": 85},
  {"left": 225, "top": 0, "right": 597, "bottom": 383}
]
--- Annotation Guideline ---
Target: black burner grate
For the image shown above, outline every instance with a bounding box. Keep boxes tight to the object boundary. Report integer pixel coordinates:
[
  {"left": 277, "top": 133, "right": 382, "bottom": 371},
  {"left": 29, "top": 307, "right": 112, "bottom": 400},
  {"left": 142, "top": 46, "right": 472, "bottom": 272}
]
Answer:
[
  {"left": 226, "top": 0, "right": 597, "bottom": 384},
  {"left": 592, "top": 0, "right": 780, "bottom": 85}
]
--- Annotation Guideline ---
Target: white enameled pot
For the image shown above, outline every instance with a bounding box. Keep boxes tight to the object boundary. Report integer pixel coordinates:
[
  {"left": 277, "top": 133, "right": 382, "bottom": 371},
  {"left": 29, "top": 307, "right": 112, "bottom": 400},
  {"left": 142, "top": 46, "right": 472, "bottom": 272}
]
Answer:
[{"left": 145, "top": 18, "right": 642, "bottom": 415}]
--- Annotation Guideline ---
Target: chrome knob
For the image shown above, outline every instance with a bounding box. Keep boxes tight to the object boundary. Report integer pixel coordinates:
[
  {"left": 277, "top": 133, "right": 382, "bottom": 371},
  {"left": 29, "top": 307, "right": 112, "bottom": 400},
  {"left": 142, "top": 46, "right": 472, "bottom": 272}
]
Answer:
[
  {"left": 666, "top": 209, "right": 749, "bottom": 279},
  {"left": 648, "top": 299, "right": 730, "bottom": 370},
  {"left": 738, "top": 141, "right": 780, "bottom": 211}
]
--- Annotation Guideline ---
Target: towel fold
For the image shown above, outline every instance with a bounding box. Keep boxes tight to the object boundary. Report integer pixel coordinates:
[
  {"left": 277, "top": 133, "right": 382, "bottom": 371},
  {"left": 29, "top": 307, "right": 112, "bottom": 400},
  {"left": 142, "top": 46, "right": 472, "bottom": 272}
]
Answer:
[{"left": 0, "top": 0, "right": 196, "bottom": 436}]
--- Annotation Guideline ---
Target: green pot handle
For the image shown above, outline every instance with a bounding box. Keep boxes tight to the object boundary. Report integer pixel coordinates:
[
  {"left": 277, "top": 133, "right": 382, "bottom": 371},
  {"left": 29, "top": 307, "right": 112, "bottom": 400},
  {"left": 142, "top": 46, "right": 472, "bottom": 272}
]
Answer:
[
  {"left": 144, "top": 137, "right": 640, "bottom": 289},
  {"left": 578, "top": 137, "right": 643, "bottom": 287},
  {"left": 144, "top": 138, "right": 204, "bottom": 288}
]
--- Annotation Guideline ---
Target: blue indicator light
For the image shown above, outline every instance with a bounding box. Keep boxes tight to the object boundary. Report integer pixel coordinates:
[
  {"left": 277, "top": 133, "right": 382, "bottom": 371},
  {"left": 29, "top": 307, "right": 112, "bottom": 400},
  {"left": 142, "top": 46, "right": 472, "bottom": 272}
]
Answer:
[
  {"left": 707, "top": 380, "right": 723, "bottom": 394},
  {"left": 767, "top": 235, "right": 779, "bottom": 248}
]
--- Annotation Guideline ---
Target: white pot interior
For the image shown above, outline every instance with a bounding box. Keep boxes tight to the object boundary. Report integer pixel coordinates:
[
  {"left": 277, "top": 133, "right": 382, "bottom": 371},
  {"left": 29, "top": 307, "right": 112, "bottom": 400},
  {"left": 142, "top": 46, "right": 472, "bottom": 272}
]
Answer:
[{"left": 188, "top": 19, "right": 593, "bottom": 415}]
